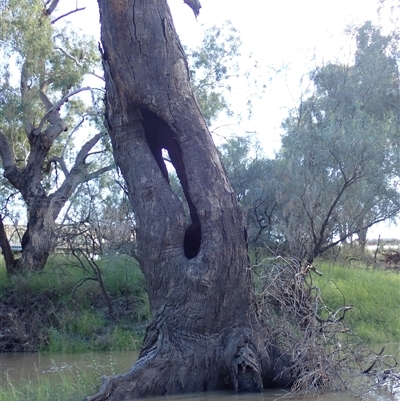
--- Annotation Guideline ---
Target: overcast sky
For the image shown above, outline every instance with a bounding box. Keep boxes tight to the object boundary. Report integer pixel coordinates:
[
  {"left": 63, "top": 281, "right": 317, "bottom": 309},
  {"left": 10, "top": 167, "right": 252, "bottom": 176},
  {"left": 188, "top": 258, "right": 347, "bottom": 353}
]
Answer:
[
  {"left": 61, "top": 0, "right": 400, "bottom": 238},
  {"left": 62, "top": 0, "right": 397, "bottom": 156}
]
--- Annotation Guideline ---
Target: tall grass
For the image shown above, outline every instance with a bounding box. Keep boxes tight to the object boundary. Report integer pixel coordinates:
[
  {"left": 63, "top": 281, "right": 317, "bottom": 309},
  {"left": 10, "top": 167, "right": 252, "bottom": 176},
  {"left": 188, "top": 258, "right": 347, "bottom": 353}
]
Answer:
[
  {"left": 313, "top": 260, "right": 400, "bottom": 343},
  {"left": 0, "top": 354, "right": 117, "bottom": 401}
]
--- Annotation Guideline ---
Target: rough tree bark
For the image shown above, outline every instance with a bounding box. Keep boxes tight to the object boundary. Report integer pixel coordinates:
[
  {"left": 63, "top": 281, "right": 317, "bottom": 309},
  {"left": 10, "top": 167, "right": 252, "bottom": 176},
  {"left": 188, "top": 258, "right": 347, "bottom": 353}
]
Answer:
[{"left": 86, "top": 1, "right": 291, "bottom": 400}]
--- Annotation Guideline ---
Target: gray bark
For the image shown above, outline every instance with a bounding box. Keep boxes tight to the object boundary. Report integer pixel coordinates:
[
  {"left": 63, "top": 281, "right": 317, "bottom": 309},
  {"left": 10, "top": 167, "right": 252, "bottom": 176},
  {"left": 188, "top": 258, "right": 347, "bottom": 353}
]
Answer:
[{"left": 85, "top": 1, "right": 291, "bottom": 400}]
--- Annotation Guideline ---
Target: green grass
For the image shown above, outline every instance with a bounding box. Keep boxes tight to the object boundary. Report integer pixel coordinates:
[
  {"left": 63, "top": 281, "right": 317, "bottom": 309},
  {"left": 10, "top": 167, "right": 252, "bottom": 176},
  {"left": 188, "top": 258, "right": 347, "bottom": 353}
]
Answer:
[
  {"left": 2, "top": 253, "right": 399, "bottom": 351},
  {"left": 0, "top": 254, "right": 150, "bottom": 353},
  {"left": 312, "top": 260, "right": 400, "bottom": 343}
]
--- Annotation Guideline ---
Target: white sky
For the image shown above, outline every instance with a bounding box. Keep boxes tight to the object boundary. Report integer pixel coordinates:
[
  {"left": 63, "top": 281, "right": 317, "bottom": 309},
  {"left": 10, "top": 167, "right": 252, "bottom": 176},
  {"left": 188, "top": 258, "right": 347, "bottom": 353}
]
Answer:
[
  {"left": 59, "top": 0, "right": 400, "bottom": 238},
  {"left": 62, "top": 0, "right": 397, "bottom": 155}
]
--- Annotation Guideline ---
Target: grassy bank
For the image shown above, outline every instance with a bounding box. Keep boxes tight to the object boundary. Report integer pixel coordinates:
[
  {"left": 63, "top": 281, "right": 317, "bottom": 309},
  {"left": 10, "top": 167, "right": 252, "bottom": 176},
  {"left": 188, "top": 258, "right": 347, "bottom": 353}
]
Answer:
[
  {"left": 312, "top": 260, "right": 400, "bottom": 343},
  {"left": 0, "top": 254, "right": 398, "bottom": 353},
  {"left": 0, "top": 254, "right": 150, "bottom": 353}
]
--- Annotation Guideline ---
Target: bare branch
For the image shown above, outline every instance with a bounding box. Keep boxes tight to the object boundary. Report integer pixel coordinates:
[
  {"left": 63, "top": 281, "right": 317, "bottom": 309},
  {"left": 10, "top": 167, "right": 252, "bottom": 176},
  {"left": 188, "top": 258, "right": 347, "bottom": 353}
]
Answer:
[
  {"left": 90, "top": 72, "right": 105, "bottom": 82},
  {"left": 51, "top": 7, "right": 86, "bottom": 24},
  {"left": 54, "top": 46, "right": 82, "bottom": 66},
  {"left": 61, "top": 115, "right": 86, "bottom": 159},
  {"left": 75, "top": 133, "right": 102, "bottom": 165},
  {"left": 0, "top": 131, "right": 17, "bottom": 171},
  {"left": 48, "top": 134, "right": 107, "bottom": 212},
  {"left": 34, "top": 87, "right": 90, "bottom": 136},
  {"left": 20, "top": 63, "right": 35, "bottom": 135}
]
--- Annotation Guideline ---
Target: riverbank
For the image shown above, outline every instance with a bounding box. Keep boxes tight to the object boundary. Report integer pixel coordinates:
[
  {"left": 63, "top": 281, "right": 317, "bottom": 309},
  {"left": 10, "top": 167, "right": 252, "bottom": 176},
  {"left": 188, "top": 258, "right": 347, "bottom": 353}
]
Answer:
[
  {"left": 0, "top": 254, "right": 399, "bottom": 353},
  {"left": 0, "top": 254, "right": 150, "bottom": 353}
]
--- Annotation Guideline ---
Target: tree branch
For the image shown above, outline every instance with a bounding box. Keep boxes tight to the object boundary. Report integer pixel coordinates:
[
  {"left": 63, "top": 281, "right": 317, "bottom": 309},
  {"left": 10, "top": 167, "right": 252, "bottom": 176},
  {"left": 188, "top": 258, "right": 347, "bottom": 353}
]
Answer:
[
  {"left": 49, "top": 134, "right": 108, "bottom": 214},
  {"left": 54, "top": 46, "right": 82, "bottom": 66},
  {"left": 90, "top": 72, "right": 105, "bottom": 82},
  {"left": 0, "top": 131, "right": 24, "bottom": 189},
  {"left": 51, "top": 7, "right": 86, "bottom": 24},
  {"left": 34, "top": 87, "right": 90, "bottom": 137},
  {"left": 83, "top": 164, "right": 115, "bottom": 183},
  {"left": 75, "top": 133, "right": 102, "bottom": 165},
  {"left": 45, "top": 156, "right": 70, "bottom": 177},
  {"left": 45, "top": 0, "right": 61, "bottom": 16}
]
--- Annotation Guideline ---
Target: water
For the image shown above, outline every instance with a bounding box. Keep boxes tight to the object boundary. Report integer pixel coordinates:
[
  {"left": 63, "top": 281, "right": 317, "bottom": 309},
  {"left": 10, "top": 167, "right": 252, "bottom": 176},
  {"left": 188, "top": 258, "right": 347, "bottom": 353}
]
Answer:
[
  {"left": 0, "top": 350, "right": 139, "bottom": 382},
  {"left": 0, "top": 349, "right": 399, "bottom": 401}
]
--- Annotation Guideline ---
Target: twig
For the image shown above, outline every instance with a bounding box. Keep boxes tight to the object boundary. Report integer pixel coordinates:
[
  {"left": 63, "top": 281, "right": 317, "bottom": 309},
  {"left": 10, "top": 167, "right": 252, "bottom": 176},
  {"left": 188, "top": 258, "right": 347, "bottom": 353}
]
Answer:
[{"left": 51, "top": 7, "right": 86, "bottom": 24}]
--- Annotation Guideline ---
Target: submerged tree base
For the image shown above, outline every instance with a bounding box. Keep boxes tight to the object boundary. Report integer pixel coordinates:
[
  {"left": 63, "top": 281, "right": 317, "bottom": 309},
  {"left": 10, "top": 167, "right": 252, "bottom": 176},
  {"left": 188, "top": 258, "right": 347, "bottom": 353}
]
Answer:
[{"left": 85, "top": 325, "right": 290, "bottom": 401}]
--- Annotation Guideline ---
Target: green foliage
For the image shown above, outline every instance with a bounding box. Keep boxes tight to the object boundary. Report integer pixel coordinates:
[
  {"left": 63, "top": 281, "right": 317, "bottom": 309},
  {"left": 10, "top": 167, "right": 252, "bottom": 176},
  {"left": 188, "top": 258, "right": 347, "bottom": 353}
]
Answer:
[
  {"left": 188, "top": 21, "right": 241, "bottom": 125},
  {"left": 46, "top": 327, "right": 95, "bottom": 354},
  {"left": 110, "top": 327, "right": 143, "bottom": 351},
  {"left": 0, "top": 1, "right": 109, "bottom": 274},
  {"left": 314, "top": 261, "right": 400, "bottom": 343},
  {"left": 218, "top": 137, "right": 285, "bottom": 255},
  {"left": 0, "top": 0, "right": 53, "bottom": 62},
  {"left": 187, "top": 21, "right": 260, "bottom": 125},
  {"left": 0, "top": 257, "right": 10, "bottom": 294},
  {"left": 0, "top": 1, "right": 100, "bottom": 142},
  {"left": 274, "top": 22, "right": 400, "bottom": 261}
]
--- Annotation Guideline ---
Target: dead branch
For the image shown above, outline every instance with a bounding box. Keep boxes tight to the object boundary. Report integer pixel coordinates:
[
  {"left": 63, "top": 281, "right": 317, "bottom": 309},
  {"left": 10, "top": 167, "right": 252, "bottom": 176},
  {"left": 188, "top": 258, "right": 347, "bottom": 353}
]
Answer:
[{"left": 256, "top": 253, "right": 399, "bottom": 397}]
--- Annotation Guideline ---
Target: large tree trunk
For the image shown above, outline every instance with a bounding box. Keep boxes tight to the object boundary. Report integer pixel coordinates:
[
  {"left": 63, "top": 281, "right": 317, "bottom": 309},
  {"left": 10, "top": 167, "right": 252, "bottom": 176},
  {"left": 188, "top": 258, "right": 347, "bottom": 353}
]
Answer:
[{"left": 86, "top": 1, "right": 291, "bottom": 400}]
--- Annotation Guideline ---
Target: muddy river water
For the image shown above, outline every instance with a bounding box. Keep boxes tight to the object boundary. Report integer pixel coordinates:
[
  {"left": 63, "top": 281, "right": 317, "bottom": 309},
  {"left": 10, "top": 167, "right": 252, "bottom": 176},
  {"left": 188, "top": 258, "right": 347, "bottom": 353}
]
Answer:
[{"left": 1, "top": 349, "right": 399, "bottom": 401}]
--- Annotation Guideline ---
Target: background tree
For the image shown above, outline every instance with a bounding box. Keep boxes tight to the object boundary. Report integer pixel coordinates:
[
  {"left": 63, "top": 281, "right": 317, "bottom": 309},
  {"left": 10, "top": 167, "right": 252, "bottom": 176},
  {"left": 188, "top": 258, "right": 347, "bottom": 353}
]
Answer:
[
  {"left": 275, "top": 22, "right": 400, "bottom": 262},
  {"left": 86, "top": 1, "right": 291, "bottom": 399},
  {"left": 187, "top": 21, "right": 241, "bottom": 126},
  {"left": 0, "top": 0, "right": 113, "bottom": 273},
  {"left": 218, "top": 138, "right": 285, "bottom": 258},
  {"left": 216, "top": 22, "right": 400, "bottom": 263}
]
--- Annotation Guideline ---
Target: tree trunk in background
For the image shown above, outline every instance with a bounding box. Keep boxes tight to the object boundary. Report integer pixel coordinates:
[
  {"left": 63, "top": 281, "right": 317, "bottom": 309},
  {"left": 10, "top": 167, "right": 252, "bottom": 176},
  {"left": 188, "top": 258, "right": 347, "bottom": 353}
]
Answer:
[
  {"left": 15, "top": 199, "right": 56, "bottom": 272},
  {"left": 0, "top": 214, "right": 15, "bottom": 274},
  {"left": 86, "top": 1, "right": 291, "bottom": 400}
]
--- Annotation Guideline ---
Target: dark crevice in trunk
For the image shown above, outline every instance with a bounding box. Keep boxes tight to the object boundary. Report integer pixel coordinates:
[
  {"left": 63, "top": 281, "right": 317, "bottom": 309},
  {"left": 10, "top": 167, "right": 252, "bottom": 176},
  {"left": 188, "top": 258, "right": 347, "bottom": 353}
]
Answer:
[
  {"left": 140, "top": 107, "right": 202, "bottom": 258},
  {"left": 141, "top": 107, "right": 171, "bottom": 184},
  {"left": 183, "top": 220, "right": 201, "bottom": 259}
]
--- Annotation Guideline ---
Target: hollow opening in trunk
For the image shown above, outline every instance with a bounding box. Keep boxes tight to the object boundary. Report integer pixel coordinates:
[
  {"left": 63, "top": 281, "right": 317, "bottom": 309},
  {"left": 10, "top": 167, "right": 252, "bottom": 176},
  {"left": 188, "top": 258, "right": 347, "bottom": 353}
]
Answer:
[
  {"left": 140, "top": 107, "right": 202, "bottom": 259},
  {"left": 183, "top": 220, "right": 201, "bottom": 258}
]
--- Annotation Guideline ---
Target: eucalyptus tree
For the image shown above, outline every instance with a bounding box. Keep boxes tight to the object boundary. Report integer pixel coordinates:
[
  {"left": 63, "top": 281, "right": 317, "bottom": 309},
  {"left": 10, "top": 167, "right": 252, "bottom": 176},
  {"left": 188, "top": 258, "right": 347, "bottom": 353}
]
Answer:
[
  {"left": 218, "top": 138, "right": 284, "bottom": 254},
  {"left": 277, "top": 22, "right": 400, "bottom": 262},
  {"left": 86, "top": 1, "right": 291, "bottom": 399},
  {"left": 0, "top": 0, "right": 112, "bottom": 273},
  {"left": 187, "top": 21, "right": 242, "bottom": 126}
]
